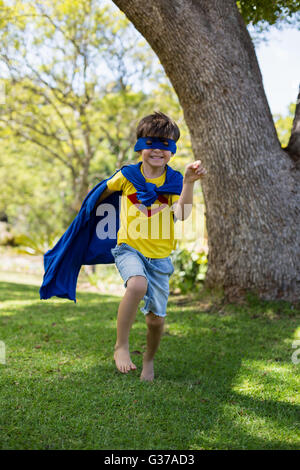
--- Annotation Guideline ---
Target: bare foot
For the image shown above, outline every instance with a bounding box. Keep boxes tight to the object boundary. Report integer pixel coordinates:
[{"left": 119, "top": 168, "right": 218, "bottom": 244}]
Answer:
[
  {"left": 140, "top": 358, "right": 154, "bottom": 382},
  {"left": 114, "top": 346, "right": 137, "bottom": 374}
]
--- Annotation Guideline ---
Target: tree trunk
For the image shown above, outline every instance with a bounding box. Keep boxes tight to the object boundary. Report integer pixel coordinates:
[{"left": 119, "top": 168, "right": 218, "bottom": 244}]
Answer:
[
  {"left": 284, "top": 84, "right": 300, "bottom": 166},
  {"left": 113, "top": 0, "right": 300, "bottom": 302}
]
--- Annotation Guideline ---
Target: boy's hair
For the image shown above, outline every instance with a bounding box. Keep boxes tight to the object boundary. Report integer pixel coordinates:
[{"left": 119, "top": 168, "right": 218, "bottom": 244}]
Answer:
[{"left": 136, "top": 111, "right": 180, "bottom": 142}]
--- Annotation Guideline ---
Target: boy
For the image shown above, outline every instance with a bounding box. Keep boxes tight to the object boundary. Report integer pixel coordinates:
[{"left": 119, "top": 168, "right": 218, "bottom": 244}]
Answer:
[{"left": 95, "top": 112, "right": 207, "bottom": 381}]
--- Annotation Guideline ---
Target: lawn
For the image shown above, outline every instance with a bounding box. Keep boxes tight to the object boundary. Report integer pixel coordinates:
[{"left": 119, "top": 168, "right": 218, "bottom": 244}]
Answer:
[{"left": 0, "top": 280, "right": 299, "bottom": 450}]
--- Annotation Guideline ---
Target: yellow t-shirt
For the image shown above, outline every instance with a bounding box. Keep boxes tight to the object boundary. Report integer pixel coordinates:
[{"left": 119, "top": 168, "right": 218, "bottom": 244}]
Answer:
[{"left": 106, "top": 164, "right": 180, "bottom": 258}]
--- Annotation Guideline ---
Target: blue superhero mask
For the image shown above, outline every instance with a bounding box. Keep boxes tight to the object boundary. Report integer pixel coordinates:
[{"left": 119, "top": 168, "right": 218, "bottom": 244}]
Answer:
[{"left": 134, "top": 137, "right": 177, "bottom": 154}]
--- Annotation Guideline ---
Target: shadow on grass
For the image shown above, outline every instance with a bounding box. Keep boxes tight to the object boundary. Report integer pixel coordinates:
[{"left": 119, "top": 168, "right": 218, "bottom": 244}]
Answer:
[
  {"left": 0, "top": 280, "right": 299, "bottom": 450},
  {"left": 0, "top": 280, "right": 116, "bottom": 307},
  {"left": 0, "top": 281, "right": 40, "bottom": 301}
]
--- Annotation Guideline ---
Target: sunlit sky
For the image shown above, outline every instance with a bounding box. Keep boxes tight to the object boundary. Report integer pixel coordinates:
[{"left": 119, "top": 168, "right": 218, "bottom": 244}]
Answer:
[{"left": 254, "top": 26, "right": 300, "bottom": 116}]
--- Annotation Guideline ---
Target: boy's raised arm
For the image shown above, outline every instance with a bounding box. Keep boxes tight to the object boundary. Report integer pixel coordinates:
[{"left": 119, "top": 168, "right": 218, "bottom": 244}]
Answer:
[{"left": 174, "top": 160, "right": 207, "bottom": 221}]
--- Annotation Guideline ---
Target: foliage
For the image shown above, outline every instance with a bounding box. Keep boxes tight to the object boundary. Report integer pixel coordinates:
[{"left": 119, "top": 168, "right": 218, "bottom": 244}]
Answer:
[
  {"left": 237, "top": 0, "right": 300, "bottom": 27},
  {"left": 13, "top": 232, "right": 61, "bottom": 255},
  {"left": 169, "top": 247, "right": 207, "bottom": 294},
  {"left": 0, "top": 0, "right": 190, "bottom": 242},
  {"left": 237, "top": 0, "right": 300, "bottom": 44},
  {"left": 274, "top": 103, "right": 296, "bottom": 147},
  {"left": 0, "top": 0, "right": 165, "bottom": 210},
  {"left": 0, "top": 137, "right": 73, "bottom": 237}
]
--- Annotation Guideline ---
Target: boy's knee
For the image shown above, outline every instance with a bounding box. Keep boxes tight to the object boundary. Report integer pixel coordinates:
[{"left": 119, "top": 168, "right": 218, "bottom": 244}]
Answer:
[
  {"left": 126, "top": 275, "right": 148, "bottom": 298},
  {"left": 146, "top": 311, "right": 165, "bottom": 328}
]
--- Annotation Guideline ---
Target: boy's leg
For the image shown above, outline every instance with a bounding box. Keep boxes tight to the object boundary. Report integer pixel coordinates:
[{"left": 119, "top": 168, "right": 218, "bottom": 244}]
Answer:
[
  {"left": 114, "top": 275, "right": 148, "bottom": 373},
  {"left": 141, "top": 312, "right": 165, "bottom": 382}
]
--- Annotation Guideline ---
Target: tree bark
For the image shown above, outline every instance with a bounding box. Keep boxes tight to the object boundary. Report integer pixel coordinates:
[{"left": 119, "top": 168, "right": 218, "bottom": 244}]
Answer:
[
  {"left": 284, "top": 84, "right": 300, "bottom": 166},
  {"left": 113, "top": 0, "right": 300, "bottom": 302}
]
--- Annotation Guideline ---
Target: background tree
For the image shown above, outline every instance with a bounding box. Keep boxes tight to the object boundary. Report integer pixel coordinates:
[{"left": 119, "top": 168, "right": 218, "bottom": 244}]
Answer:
[
  {"left": 0, "top": 0, "right": 174, "bottom": 216},
  {"left": 0, "top": 0, "right": 190, "bottom": 242},
  {"left": 112, "top": 0, "right": 300, "bottom": 302}
]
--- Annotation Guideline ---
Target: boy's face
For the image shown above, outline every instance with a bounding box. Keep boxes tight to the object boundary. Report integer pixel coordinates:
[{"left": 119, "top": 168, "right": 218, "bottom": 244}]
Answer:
[{"left": 139, "top": 138, "right": 172, "bottom": 170}]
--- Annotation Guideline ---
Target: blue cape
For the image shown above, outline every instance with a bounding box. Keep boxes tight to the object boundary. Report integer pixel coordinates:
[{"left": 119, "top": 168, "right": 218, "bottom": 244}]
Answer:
[{"left": 39, "top": 162, "right": 183, "bottom": 303}]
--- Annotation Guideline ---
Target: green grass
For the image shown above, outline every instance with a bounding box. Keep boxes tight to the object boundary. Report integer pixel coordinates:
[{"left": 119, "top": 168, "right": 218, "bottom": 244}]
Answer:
[{"left": 0, "top": 281, "right": 299, "bottom": 450}]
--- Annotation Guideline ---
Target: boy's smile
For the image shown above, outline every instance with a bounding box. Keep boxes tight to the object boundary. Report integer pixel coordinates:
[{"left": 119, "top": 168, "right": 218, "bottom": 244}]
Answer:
[{"left": 140, "top": 147, "right": 172, "bottom": 178}]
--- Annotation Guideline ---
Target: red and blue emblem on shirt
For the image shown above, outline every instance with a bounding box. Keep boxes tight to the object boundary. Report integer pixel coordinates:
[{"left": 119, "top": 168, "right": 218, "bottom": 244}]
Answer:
[{"left": 127, "top": 193, "right": 169, "bottom": 217}]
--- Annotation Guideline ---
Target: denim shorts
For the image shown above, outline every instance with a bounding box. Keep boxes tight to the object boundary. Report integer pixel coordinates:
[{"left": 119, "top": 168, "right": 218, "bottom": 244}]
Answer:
[{"left": 111, "top": 243, "right": 175, "bottom": 318}]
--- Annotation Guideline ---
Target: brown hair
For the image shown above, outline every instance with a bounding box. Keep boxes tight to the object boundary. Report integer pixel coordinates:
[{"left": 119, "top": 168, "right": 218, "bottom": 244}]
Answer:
[{"left": 136, "top": 111, "right": 180, "bottom": 142}]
